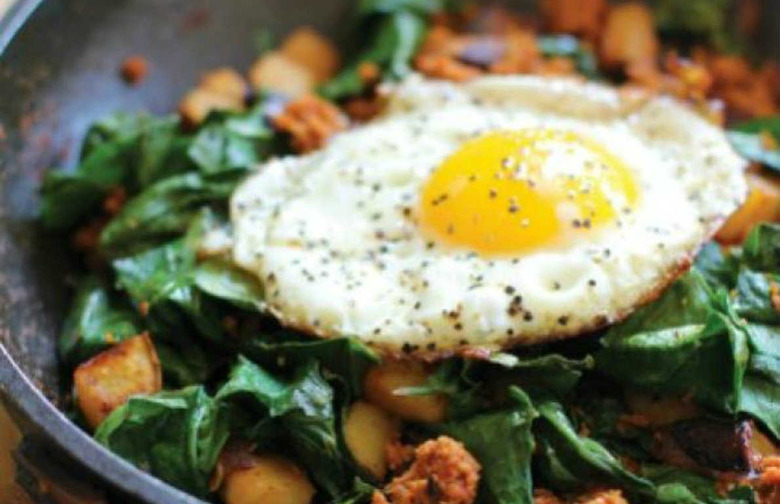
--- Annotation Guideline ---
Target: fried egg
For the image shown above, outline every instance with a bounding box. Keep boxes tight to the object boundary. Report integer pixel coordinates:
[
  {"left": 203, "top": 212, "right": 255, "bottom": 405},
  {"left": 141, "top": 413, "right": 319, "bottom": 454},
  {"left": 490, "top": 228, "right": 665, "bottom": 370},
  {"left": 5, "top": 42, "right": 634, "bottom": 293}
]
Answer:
[{"left": 230, "top": 75, "right": 746, "bottom": 355}]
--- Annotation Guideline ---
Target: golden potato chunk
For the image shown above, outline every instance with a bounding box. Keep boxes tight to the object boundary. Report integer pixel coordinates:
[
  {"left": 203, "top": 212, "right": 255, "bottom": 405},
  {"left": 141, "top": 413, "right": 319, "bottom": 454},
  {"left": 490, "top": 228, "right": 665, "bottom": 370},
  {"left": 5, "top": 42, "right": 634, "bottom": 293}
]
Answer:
[
  {"left": 178, "top": 68, "right": 248, "bottom": 128},
  {"left": 220, "top": 453, "right": 315, "bottom": 504},
  {"left": 248, "top": 51, "right": 316, "bottom": 98},
  {"left": 74, "top": 333, "right": 162, "bottom": 430},
  {"left": 344, "top": 401, "right": 399, "bottom": 480},
  {"left": 280, "top": 27, "right": 341, "bottom": 83},
  {"left": 364, "top": 360, "right": 448, "bottom": 424},
  {"left": 717, "top": 171, "right": 780, "bottom": 245},
  {"left": 599, "top": 3, "right": 659, "bottom": 69},
  {"left": 199, "top": 67, "right": 248, "bottom": 104}
]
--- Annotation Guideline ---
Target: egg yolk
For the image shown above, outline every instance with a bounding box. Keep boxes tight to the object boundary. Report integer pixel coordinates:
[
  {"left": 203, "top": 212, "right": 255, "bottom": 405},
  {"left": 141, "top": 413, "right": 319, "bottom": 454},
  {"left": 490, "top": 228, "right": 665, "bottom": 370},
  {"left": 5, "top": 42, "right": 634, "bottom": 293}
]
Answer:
[{"left": 418, "top": 129, "right": 640, "bottom": 256}]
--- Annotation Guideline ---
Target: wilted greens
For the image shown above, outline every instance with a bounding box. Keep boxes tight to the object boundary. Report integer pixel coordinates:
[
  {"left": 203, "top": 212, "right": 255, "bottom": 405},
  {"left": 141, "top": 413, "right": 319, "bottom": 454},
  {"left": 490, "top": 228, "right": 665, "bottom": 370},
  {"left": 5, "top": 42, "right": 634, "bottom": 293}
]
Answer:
[{"left": 43, "top": 2, "right": 780, "bottom": 502}]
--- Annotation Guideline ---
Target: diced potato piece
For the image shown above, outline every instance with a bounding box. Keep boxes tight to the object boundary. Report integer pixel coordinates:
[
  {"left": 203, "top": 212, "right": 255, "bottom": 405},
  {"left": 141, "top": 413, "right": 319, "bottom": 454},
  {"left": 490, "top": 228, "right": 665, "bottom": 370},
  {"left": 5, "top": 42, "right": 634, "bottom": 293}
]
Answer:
[
  {"left": 74, "top": 333, "right": 162, "bottom": 429},
  {"left": 280, "top": 27, "right": 340, "bottom": 83},
  {"left": 540, "top": 0, "right": 608, "bottom": 40},
  {"left": 248, "top": 51, "right": 316, "bottom": 98},
  {"left": 625, "top": 392, "right": 700, "bottom": 427},
  {"left": 364, "top": 360, "right": 447, "bottom": 424},
  {"left": 220, "top": 454, "right": 315, "bottom": 504},
  {"left": 344, "top": 401, "right": 399, "bottom": 480},
  {"left": 200, "top": 67, "right": 248, "bottom": 103},
  {"left": 179, "top": 88, "right": 243, "bottom": 128},
  {"left": 717, "top": 172, "right": 780, "bottom": 245},
  {"left": 178, "top": 68, "right": 248, "bottom": 128},
  {"left": 599, "top": 3, "right": 659, "bottom": 69}
]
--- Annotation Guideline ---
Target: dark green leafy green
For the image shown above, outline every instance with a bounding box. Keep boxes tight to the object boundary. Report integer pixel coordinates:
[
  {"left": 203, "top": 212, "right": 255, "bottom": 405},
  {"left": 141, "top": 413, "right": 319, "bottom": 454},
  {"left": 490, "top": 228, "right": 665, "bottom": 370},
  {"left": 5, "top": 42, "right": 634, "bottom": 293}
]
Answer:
[
  {"left": 41, "top": 114, "right": 195, "bottom": 231},
  {"left": 597, "top": 225, "right": 780, "bottom": 439},
  {"left": 654, "top": 0, "right": 740, "bottom": 52},
  {"left": 99, "top": 171, "right": 243, "bottom": 257},
  {"left": 733, "top": 270, "right": 780, "bottom": 323},
  {"left": 216, "top": 357, "right": 352, "bottom": 497},
  {"left": 94, "top": 386, "right": 229, "bottom": 498},
  {"left": 241, "top": 334, "right": 379, "bottom": 397},
  {"left": 597, "top": 287, "right": 750, "bottom": 414},
  {"left": 154, "top": 341, "right": 214, "bottom": 387},
  {"left": 742, "top": 221, "right": 780, "bottom": 271},
  {"left": 534, "top": 399, "right": 654, "bottom": 495},
  {"left": 358, "top": 0, "right": 461, "bottom": 16},
  {"left": 488, "top": 353, "right": 594, "bottom": 399},
  {"left": 187, "top": 106, "right": 275, "bottom": 176},
  {"left": 322, "top": 10, "right": 428, "bottom": 100},
  {"left": 644, "top": 465, "right": 755, "bottom": 504},
  {"left": 330, "top": 478, "right": 377, "bottom": 504},
  {"left": 193, "top": 258, "right": 265, "bottom": 312},
  {"left": 58, "top": 276, "right": 141, "bottom": 367},
  {"left": 438, "top": 387, "right": 537, "bottom": 504},
  {"left": 728, "top": 134, "right": 780, "bottom": 171},
  {"left": 728, "top": 116, "right": 780, "bottom": 171},
  {"left": 112, "top": 238, "right": 224, "bottom": 344}
]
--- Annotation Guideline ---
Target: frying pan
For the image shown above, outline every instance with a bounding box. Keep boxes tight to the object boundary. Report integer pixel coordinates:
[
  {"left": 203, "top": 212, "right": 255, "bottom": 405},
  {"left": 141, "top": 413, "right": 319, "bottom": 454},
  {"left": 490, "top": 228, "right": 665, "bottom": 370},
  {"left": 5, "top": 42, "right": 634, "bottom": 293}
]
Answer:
[{"left": 0, "top": 1, "right": 777, "bottom": 503}]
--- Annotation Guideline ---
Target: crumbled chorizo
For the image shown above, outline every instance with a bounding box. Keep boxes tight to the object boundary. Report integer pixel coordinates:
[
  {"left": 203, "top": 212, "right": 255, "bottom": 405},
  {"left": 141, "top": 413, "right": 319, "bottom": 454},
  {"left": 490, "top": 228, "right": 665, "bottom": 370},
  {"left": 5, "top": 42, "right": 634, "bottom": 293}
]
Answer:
[
  {"left": 386, "top": 439, "right": 416, "bottom": 473},
  {"left": 383, "top": 436, "right": 481, "bottom": 504},
  {"left": 751, "top": 456, "right": 780, "bottom": 504},
  {"left": 72, "top": 217, "right": 108, "bottom": 252},
  {"left": 532, "top": 489, "right": 628, "bottom": 504},
  {"left": 272, "top": 94, "right": 348, "bottom": 153},
  {"left": 343, "top": 96, "right": 385, "bottom": 123},
  {"left": 120, "top": 55, "right": 149, "bottom": 85},
  {"left": 358, "top": 61, "right": 383, "bottom": 87},
  {"left": 102, "top": 186, "right": 127, "bottom": 216}
]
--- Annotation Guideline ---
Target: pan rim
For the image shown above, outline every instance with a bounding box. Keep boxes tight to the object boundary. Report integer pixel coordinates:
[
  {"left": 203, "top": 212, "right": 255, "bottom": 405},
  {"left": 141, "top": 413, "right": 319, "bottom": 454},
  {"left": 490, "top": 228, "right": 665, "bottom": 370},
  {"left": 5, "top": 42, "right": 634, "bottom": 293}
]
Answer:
[
  {"left": 0, "top": 2, "right": 207, "bottom": 501},
  {"left": 0, "top": 344, "right": 206, "bottom": 503}
]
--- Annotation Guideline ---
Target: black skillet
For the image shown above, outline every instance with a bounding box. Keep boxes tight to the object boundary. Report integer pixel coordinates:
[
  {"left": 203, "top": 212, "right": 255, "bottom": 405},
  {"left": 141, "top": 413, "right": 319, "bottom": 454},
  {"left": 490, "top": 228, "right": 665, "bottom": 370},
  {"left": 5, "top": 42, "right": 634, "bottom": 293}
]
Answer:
[{"left": 0, "top": 1, "right": 778, "bottom": 503}]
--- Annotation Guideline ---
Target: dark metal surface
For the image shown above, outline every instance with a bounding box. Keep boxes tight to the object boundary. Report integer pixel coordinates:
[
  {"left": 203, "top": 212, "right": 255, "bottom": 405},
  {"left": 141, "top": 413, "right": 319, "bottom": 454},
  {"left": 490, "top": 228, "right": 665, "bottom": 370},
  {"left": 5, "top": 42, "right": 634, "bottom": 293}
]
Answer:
[
  {"left": 0, "top": 0, "right": 356, "bottom": 501},
  {"left": 0, "top": 0, "right": 777, "bottom": 503}
]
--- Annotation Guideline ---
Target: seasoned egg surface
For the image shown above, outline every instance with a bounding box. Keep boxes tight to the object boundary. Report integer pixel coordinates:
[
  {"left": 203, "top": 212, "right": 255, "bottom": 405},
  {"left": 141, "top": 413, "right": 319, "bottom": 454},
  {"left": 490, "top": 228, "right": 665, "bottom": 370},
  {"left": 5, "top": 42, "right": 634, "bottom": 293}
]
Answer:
[{"left": 230, "top": 75, "right": 746, "bottom": 354}]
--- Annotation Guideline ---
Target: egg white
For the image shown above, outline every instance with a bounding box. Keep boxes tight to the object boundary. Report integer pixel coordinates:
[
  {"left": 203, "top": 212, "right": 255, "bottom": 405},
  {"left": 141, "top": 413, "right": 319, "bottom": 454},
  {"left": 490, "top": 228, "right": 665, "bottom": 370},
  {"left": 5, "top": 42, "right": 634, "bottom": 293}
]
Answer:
[{"left": 230, "top": 75, "right": 746, "bottom": 355}]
